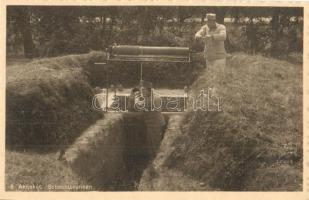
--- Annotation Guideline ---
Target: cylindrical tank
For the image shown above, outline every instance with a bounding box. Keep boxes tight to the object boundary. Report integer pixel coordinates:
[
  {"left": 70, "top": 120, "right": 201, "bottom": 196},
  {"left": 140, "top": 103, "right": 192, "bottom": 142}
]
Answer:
[{"left": 111, "top": 45, "right": 190, "bottom": 56}]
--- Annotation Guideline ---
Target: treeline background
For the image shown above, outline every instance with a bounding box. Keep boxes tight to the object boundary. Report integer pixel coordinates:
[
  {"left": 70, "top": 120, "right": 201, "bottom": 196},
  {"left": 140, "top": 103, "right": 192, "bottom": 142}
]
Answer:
[{"left": 7, "top": 6, "right": 303, "bottom": 59}]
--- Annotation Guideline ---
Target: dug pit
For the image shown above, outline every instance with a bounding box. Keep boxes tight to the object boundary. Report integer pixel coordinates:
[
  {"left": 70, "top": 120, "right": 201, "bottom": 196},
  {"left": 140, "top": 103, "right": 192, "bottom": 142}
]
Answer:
[
  {"left": 6, "top": 51, "right": 205, "bottom": 191},
  {"left": 63, "top": 111, "right": 173, "bottom": 190},
  {"left": 60, "top": 52, "right": 203, "bottom": 190}
]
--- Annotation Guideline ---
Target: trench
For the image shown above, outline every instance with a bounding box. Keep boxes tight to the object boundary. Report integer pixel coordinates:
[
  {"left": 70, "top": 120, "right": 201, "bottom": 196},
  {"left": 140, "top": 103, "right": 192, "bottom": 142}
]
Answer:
[
  {"left": 64, "top": 102, "right": 172, "bottom": 191},
  {"left": 119, "top": 113, "right": 169, "bottom": 190},
  {"left": 8, "top": 52, "right": 301, "bottom": 191},
  {"left": 122, "top": 113, "right": 150, "bottom": 190},
  {"left": 6, "top": 52, "right": 205, "bottom": 191},
  {"left": 62, "top": 54, "right": 203, "bottom": 190}
]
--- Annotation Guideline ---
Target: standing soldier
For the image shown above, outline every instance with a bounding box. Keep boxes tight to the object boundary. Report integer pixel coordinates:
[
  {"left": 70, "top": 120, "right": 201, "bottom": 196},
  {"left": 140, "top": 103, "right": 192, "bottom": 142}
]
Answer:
[{"left": 195, "top": 13, "right": 227, "bottom": 72}]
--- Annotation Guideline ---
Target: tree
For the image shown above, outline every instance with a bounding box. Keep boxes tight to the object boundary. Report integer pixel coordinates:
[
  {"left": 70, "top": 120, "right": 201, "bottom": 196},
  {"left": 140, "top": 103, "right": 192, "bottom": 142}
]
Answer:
[
  {"left": 8, "top": 6, "right": 35, "bottom": 58},
  {"left": 6, "top": 6, "right": 303, "bottom": 58},
  {"left": 214, "top": 7, "right": 228, "bottom": 24}
]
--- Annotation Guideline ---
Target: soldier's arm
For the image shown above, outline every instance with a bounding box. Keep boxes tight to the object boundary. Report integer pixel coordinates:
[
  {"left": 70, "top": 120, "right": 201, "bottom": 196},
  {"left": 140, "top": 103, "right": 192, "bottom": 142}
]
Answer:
[
  {"left": 212, "top": 25, "right": 227, "bottom": 41},
  {"left": 195, "top": 25, "right": 207, "bottom": 39}
]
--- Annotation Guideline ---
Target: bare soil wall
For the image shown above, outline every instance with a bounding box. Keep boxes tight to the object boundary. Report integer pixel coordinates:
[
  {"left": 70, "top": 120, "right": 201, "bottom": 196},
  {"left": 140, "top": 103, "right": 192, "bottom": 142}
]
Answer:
[
  {"left": 63, "top": 113, "right": 128, "bottom": 190},
  {"left": 63, "top": 112, "right": 166, "bottom": 191}
]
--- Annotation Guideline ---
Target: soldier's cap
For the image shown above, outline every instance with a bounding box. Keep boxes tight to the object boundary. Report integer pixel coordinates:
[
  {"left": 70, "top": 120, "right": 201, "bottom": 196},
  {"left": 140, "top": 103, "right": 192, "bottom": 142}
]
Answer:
[{"left": 206, "top": 13, "right": 216, "bottom": 21}]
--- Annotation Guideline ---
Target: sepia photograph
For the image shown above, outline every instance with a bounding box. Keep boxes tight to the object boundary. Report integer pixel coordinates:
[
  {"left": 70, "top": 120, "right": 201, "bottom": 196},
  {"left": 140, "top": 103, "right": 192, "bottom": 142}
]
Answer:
[{"left": 5, "top": 5, "right": 303, "bottom": 192}]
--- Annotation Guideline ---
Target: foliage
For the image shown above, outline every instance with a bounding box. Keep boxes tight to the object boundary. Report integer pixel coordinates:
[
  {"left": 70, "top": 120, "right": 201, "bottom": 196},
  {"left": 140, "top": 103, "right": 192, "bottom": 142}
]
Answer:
[{"left": 7, "top": 6, "right": 303, "bottom": 59}]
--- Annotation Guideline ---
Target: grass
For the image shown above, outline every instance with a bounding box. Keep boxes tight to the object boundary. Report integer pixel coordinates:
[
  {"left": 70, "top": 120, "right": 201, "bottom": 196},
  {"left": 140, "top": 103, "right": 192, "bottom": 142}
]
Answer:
[
  {"left": 165, "top": 52, "right": 302, "bottom": 191},
  {"left": 6, "top": 53, "right": 108, "bottom": 191},
  {"left": 6, "top": 51, "right": 302, "bottom": 191},
  {"left": 6, "top": 52, "right": 104, "bottom": 148},
  {"left": 5, "top": 50, "right": 205, "bottom": 191},
  {"left": 5, "top": 151, "right": 90, "bottom": 191}
]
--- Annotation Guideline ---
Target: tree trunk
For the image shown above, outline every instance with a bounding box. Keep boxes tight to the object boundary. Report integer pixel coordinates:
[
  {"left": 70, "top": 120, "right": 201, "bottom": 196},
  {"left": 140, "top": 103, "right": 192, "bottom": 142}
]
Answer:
[
  {"left": 200, "top": 8, "right": 205, "bottom": 24},
  {"left": 102, "top": 14, "right": 106, "bottom": 33},
  {"left": 234, "top": 15, "right": 239, "bottom": 24},
  {"left": 107, "top": 13, "right": 115, "bottom": 46},
  {"left": 177, "top": 7, "right": 183, "bottom": 30},
  {"left": 16, "top": 7, "right": 35, "bottom": 58},
  {"left": 215, "top": 7, "right": 227, "bottom": 24},
  {"left": 271, "top": 9, "right": 280, "bottom": 31},
  {"left": 101, "top": 14, "right": 106, "bottom": 47}
]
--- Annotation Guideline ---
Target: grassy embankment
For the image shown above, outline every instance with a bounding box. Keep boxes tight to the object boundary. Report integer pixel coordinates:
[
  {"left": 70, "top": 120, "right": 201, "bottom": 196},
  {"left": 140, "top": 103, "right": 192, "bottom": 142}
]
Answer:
[
  {"left": 164, "top": 53, "right": 303, "bottom": 191},
  {"left": 6, "top": 52, "right": 104, "bottom": 190},
  {"left": 6, "top": 50, "right": 302, "bottom": 191},
  {"left": 5, "top": 51, "right": 205, "bottom": 191}
]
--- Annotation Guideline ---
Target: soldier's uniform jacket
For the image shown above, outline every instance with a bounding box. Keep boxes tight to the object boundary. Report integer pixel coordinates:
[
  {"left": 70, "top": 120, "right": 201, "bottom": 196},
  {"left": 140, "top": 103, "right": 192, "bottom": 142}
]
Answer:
[{"left": 195, "top": 23, "right": 227, "bottom": 61}]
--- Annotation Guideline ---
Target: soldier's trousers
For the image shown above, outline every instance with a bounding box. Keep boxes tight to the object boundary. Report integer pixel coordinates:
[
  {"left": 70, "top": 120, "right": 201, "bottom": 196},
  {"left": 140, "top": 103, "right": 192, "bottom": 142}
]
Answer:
[{"left": 206, "top": 58, "right": 227, "bottom": 81}]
